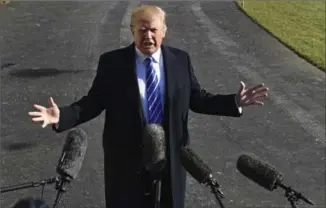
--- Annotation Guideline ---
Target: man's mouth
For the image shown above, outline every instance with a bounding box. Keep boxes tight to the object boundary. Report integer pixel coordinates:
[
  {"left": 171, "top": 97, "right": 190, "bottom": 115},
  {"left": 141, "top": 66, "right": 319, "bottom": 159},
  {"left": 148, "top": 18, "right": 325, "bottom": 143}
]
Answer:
[{"left": 143, "top": 42, "right": 154, "bottom": 47}]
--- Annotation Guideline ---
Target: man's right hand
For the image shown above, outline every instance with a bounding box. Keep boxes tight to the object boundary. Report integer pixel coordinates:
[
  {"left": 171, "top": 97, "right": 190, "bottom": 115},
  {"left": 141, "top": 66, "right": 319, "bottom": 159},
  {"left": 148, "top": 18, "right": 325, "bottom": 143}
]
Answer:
[{"left": 28, "top": 97, "right": 60, "bottom": 128}]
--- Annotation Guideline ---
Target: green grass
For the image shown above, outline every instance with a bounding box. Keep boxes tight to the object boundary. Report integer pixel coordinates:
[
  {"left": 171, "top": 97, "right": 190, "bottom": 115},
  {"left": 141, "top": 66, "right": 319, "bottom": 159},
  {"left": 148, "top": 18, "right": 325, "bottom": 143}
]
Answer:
[{"left": 236, "top": 1, "right": 325, "bottom": 71}]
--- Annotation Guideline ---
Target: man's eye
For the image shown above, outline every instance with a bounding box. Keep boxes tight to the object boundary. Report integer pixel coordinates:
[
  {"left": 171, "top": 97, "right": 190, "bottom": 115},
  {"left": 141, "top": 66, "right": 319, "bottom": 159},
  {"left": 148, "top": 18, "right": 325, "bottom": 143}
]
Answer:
[{"left": 139, "top": 28, "right": 157, "bottom": 33}]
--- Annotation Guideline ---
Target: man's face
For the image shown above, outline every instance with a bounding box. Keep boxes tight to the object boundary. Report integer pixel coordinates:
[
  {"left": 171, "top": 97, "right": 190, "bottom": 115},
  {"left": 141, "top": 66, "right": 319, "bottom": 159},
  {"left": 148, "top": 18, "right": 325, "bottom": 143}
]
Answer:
[{"left": 131, "top": 16, "right": 166, "bottom": 55}]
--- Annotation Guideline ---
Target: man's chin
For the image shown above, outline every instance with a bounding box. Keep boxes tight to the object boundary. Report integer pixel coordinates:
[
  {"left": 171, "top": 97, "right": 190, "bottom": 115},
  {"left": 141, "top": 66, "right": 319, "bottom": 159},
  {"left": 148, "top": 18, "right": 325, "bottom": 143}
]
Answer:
[{"left": 140, "top": 47, "right": 158, "bottom": 55}]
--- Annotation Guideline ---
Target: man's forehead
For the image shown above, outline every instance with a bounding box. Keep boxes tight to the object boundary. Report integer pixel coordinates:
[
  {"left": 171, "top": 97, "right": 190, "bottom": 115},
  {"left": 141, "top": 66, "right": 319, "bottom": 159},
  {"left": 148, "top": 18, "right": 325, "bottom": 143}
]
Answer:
[{"left": 135, "top": 19, "right": 163, "bottom": 28}]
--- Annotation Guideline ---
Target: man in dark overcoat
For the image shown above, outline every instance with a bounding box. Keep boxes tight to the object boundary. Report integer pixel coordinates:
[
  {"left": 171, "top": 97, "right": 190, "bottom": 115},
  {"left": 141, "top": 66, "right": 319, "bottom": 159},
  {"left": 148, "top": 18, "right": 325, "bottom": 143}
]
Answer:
[{"left": 28, "top": 5, "right": 269, "bottom": 208}]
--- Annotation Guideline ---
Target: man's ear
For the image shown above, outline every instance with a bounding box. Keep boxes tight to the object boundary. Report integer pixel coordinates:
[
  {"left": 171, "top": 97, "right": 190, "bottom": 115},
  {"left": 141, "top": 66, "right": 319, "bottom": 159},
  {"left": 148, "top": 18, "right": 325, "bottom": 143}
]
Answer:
[
  {"left": 130, "top": 25, "right": 134, "bottom": 35},
  {"left": 162, "top": 25, "right": 167, "bottom": 37}
]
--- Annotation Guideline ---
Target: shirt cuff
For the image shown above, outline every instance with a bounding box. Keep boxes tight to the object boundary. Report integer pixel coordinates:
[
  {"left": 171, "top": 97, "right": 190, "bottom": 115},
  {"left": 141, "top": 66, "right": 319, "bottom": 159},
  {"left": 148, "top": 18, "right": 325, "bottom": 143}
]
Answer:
[
  {"left": 235, "top": 96, "right": 242, "bottom": 114},
  {"left": 238, "top": 106, "right": 242, "bottom": 114}
]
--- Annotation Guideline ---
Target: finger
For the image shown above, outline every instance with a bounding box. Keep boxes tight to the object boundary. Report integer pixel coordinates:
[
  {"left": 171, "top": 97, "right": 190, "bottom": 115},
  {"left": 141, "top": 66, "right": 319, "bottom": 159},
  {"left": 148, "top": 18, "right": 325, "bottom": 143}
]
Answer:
[
  {"left": 248, "top": 84, "right": 265, "bottom": 93},
  {"left": 33, "top": 104, "right": 45, "bottom": 111},
  {"left": 238, "top": 81, "right": 245, "bottom": 94},
  {"left": 49, "top": 97, "right": 56, "bottom": 107},
  {"left": 32, "top": 117, "right": 44, "bottom": 122},
  {"left": 242, "top": 94, "right": 266, "bottom": 104},
  {"left": 237, "top": 94, "right": 247, "bottom": 106},
  {"left": 252, "top": 94, "right": 268, "bottom": 101},
  {"left": 252, "top": 101, "right": 264, "bottom": 105},
  {"left": 242, "top": 99, "right": 263, "bottom": 106},
  {"left": 42, "top": 122, "right": 47, "bottom": 128},
  {"left": 28, "top": 111, "right": 43, "bottom": 116},
  {"left": 241, "top": 98, "right": 252, "bottom": 106},
  {"left": 252, "top": 87, "right": 269, "bottom": 95}
]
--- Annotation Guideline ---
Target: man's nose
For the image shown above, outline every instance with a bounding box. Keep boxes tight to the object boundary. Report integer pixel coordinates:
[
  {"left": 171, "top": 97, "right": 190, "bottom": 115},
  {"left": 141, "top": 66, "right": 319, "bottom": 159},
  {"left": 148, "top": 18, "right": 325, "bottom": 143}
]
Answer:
[{"left": 144, "top": 30, "right": 153, "bottom": 38}]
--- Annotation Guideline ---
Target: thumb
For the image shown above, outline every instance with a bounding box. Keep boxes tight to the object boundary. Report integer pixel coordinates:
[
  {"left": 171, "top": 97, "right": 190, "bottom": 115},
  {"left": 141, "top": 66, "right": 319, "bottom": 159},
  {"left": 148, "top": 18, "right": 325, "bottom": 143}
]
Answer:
[
  {"left": 49, "top": 97, "right": 56, "bottom": 107},
  {"left": 42, "top": 121, "right": 47, "bottom": 128},
  {"left": 238, "top": 81, "right": 245, "bottom": 95}
]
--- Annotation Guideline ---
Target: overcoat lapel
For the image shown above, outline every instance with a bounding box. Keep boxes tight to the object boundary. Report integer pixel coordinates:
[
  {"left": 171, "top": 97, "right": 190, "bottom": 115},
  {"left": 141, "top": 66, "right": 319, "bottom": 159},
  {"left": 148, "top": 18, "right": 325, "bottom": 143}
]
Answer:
[
  {"left": 123, "top": 43, "right": 146, "bottom": 127},
  {"left": 161, "top": 44, "right": 179, "bottom": 125}
]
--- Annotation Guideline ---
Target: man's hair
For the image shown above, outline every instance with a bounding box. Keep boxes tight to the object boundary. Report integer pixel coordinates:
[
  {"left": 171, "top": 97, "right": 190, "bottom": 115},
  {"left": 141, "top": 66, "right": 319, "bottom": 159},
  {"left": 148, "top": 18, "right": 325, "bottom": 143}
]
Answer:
[
  {"left": 130, "top": 5, "right": 167, "bottom": 31},
  {"left": 11, "top": 197, "right": 49, "bottom": 208}
]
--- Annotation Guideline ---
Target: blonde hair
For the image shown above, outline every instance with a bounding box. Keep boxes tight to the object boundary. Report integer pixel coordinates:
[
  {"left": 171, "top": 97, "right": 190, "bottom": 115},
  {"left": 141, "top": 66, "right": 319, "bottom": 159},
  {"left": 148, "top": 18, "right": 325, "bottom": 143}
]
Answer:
[{"left": 130, "top": 5, "right": 167, "bottom": 31}]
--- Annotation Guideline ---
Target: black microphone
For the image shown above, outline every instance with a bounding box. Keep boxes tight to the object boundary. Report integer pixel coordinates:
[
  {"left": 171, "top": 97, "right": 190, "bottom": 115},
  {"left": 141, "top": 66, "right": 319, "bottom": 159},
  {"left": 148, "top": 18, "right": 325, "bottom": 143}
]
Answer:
[
  {"left": 236, "top": 154, "right": 314, "bottom": 207},
  {"left": 142, "top": 124, "right": 166, "bottom": 208},
  {"left": 0, "top": 128, "right": 88, "bottom": 207},
  {"left": 53, "top": 128, "right": 88, "bottom": 207},
  {"left": 56, "top": 128, "right": 88, "bottom": 180},
  {"left": 142, "top": 124, "right": 166, "bottom": 174},
  {"left": 180, "top": 146, "right": 225, "bottom": 208}
]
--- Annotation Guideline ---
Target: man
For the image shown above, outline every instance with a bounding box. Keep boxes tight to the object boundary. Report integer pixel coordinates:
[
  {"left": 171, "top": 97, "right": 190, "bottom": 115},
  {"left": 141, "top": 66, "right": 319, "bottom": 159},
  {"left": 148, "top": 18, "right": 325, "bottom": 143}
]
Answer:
[{"left": 28, "top": 5, "right": 268, "bottom": 208}]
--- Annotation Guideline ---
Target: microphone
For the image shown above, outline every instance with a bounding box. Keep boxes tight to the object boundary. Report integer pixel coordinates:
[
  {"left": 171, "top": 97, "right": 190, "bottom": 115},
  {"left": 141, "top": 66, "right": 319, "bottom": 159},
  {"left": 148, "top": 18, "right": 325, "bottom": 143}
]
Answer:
[
  {"left": 180, "top": 146, "right": 225, "bottom": 208},
  {"left": 142, "top": 124, "right": 166, "bottom": 208},
  {"left": 0, "top": 128, "right": 88, "bottom": 208},
  {"left": 56, "top": 128, "right": 88, "bottom": 180},
  {"left": 53, "top": 128, "right": 88, "bottom": 207},
  {"left": 142, "top": 124, "right": 166, "bottom": 174},
  {"left": 236, "top": 154, "right": 314, "bottom": 207}
]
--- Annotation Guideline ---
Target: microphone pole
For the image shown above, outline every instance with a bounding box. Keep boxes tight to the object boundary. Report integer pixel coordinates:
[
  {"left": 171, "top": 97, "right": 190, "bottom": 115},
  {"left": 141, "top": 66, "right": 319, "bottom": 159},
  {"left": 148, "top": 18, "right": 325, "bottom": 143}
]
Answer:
[
  {"left": 0, "top": 177, "right": 59, "bottom": 193},
  {"left": 154, "top": 178, "right": 162, "bottom": 208},
  {"left": 1, "top": 176, "right": 60, "bottom": 200}
]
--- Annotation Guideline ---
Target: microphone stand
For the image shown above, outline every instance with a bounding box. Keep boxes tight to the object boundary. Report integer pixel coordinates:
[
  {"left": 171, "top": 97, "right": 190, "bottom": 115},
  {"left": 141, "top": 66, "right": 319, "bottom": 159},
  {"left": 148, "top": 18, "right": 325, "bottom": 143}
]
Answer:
[
  {"left": 0, "top": 176, "right": 59, "bottom": 200},
  {"left": 204, "top": 174, "right": 225, "bottom": 208},
  {"left": 277, "top": 183, "right": 314, "bottom": 208},
  {"left": 1, "top": 176, "right": 71, "bottom": 207}
]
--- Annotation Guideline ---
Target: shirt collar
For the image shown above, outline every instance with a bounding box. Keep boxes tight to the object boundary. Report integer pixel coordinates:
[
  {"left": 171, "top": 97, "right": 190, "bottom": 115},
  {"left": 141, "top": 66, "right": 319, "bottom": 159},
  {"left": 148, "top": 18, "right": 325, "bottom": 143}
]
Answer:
[{"left": 135, "top": 46, "right": 161, "bottom": 63}]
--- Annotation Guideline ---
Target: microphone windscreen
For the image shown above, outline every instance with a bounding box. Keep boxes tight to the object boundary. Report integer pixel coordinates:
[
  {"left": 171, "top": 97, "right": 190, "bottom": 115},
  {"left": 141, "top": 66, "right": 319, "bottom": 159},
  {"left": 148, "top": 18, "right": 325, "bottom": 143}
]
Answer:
[
  {"left": 180, "top": 146, "right": 212, "bottom": 184},
  {"left": 236, "top": 154, "right": 283, "bottom": 191},
  {"left": 142, "top": 124, "right": 166, "bottom": 172},
  {"left": 56, "top": 128, "right": 88, "bottom": 180}
]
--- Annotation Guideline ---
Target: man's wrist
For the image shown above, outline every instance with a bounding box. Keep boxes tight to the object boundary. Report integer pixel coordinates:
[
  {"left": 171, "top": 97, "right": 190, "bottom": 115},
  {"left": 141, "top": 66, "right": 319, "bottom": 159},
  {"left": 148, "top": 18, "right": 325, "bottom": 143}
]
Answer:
[{"left": 52, "top": 122, "right": 59, "bottom": 129}]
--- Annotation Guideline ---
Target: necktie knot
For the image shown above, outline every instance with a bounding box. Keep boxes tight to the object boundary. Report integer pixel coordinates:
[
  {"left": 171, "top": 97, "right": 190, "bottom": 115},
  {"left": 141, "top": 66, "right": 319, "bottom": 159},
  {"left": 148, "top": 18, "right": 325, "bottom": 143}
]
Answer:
[{"left": 144, "top": 56, "right": 153, "bottom": 67}]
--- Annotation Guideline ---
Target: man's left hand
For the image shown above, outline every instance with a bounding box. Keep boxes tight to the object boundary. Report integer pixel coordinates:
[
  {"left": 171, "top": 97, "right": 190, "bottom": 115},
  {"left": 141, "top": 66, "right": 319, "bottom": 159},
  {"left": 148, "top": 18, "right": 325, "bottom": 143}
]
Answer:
[{"left": 236, "top": 81, "right": 269, "bottom": 107}]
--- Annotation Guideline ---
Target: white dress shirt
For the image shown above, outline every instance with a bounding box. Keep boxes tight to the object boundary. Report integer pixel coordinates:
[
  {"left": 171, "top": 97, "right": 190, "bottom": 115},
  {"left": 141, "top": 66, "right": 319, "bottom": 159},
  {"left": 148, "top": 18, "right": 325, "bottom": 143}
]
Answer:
[{"left": 135, "top": 47, "right": 165, "bottom": 121}]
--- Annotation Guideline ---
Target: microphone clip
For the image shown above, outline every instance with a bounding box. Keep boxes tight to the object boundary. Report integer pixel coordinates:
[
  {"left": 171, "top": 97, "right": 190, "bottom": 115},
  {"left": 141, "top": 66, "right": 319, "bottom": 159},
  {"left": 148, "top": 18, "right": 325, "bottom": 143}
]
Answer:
[
  {"left": 204, "top": 174, "right": 224, "bottom": 198},
  {"left": 53, "top": 176, "right": 71, "bottom": 208},
  {"left": 204, "top": 174, "right": 226, "bottom": 208},
  {"left": 279, "top": 183, "right": 314, "bottom": 208}
]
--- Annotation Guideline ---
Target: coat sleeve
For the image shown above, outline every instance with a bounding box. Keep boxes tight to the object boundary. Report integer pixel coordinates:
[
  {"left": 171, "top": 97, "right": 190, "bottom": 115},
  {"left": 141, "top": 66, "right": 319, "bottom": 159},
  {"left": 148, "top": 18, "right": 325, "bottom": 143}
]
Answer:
[
  {"left": 53, "top": 55, "right": 107, "bottom": 132},
  {"left": 187, "top": 53, "right": 242, "bottom": 117}
]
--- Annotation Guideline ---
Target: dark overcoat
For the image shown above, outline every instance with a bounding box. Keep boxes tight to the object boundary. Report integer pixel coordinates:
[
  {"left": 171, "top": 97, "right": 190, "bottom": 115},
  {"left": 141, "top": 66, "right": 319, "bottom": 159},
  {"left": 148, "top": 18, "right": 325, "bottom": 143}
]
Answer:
[{"left": 53, "top": 43, "right": 242, "bottom": 208}]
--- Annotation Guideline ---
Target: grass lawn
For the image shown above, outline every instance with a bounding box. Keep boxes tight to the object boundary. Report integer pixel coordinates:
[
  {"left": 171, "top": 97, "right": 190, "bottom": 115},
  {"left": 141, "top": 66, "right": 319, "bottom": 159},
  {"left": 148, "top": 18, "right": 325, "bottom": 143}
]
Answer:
[{"left": 236, "top": 1, "right": 325, "bottom": 71}]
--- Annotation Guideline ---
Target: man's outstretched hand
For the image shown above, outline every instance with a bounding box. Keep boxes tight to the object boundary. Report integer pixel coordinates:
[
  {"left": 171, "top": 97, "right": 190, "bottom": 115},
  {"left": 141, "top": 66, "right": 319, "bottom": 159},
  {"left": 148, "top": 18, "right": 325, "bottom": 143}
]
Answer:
[
  {"left": 236, "top": 81, "right": 269, "bottom": 107},
  {"left": 28, "top": 97, "right": 60, "bottom": 128}
]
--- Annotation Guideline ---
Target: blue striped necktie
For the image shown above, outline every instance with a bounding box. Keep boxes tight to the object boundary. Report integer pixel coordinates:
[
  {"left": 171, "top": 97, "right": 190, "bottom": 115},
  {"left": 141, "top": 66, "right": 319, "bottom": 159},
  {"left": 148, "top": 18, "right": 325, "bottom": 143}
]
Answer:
[{"left": 144, "top": 57, "right": 163, "bottom": 124}]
